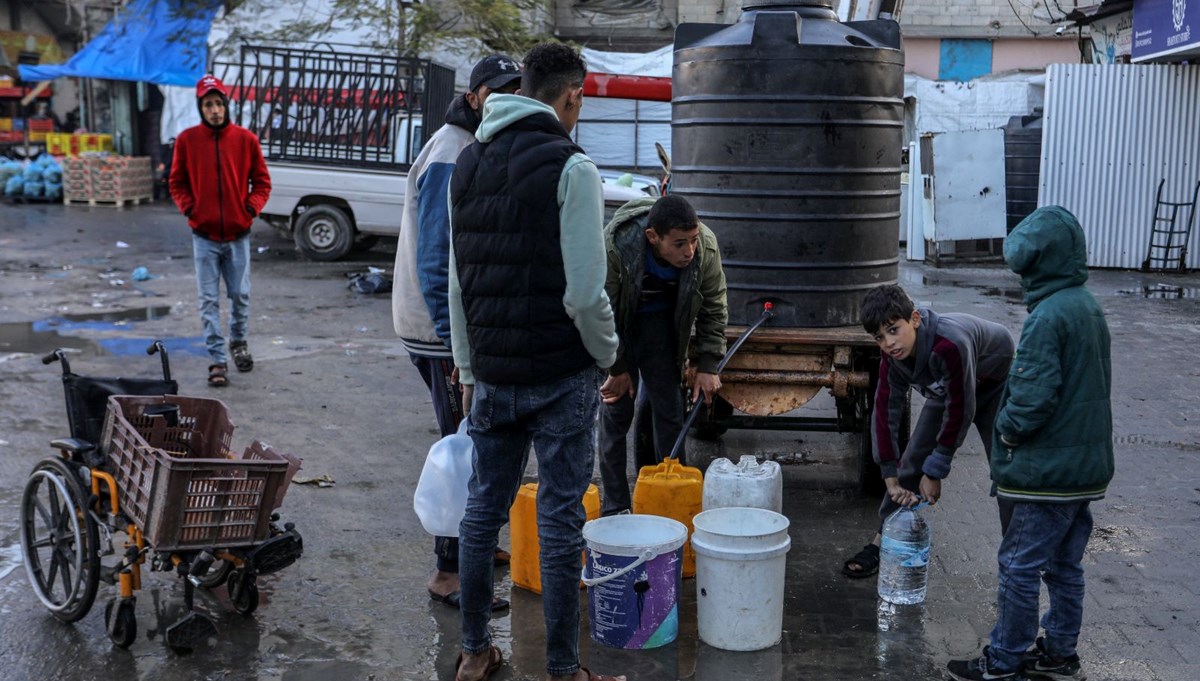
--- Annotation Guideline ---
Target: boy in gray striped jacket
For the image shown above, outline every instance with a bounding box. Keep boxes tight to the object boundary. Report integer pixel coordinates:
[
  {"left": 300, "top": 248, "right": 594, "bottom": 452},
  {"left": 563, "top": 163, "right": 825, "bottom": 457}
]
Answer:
[{"left": 843, "top": 284, "right": 1014, "bottom": 578}]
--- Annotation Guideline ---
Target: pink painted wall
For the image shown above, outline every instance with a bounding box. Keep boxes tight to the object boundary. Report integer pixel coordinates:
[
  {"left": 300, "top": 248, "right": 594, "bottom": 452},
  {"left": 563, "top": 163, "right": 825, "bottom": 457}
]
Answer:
[
  {"left": 992, "top": 39, "right": 1081, "bottom": 72},
  {"left": 904, "top": 37, "right": 1081, "bottom": 79},
  {"left": 904, "top": 38, "right": 941, "bottom": 79}
]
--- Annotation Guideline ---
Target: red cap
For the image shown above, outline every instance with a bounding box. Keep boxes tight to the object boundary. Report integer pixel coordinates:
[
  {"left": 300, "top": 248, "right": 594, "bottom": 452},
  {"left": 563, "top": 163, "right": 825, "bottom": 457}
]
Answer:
[{"left": 196, "top": 74, "right": 229, "bottom": 100}]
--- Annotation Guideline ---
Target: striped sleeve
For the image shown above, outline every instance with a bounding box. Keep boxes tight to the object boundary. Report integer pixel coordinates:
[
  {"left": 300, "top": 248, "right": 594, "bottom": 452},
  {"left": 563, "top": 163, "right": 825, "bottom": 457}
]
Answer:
[
  {"left": 871, "top": 355, "right": 907, "bottom": 478},
  {"left": 923, "top": 337, "right": 977, "bottom": 479}
]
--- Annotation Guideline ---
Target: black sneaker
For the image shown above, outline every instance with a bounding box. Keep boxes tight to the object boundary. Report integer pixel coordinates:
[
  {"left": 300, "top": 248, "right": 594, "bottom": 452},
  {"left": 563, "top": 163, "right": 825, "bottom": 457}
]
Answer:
[
  {"left": 1022, "top": 637, "right": 1086, "bottom": 681},
  {"left": 947, "top": 648, "right": 1027, "bottom": 680},
  {"left": 230, "top": 340, "right": 254, "bottom": 372}
]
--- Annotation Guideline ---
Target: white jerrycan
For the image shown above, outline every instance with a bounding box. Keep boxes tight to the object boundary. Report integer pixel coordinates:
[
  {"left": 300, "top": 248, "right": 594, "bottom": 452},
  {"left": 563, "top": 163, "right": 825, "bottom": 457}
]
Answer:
[{"left": 701, "top": 455, "right": 783, "bottom": 514}]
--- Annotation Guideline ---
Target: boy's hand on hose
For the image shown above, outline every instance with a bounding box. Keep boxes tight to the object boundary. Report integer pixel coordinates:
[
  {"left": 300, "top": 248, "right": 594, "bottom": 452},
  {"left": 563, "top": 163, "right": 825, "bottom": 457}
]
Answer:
[
  {"left": 884, "top": 477, "right": 918, "bottom": 507},
  {"left": 919, "top": 475, "right": 942, "bottom": 505},
  {"left": 693, "top": 372, "right": 722, "bottom": 404},
  {"left": 601, "top": 372, "right": 635, "bottom": 404}
]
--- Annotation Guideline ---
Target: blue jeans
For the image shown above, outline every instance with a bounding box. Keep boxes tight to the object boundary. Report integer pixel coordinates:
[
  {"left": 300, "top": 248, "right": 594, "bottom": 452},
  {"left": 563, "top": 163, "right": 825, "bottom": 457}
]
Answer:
[
  {"left": 988, "top": 500, "right": 1093, "bottom": 671},
  {"left": 192, "top": 234, "right": 250, "bottom": 365},
  {"left": 459, "top": 368, "right": 600, "bottom": 677}
]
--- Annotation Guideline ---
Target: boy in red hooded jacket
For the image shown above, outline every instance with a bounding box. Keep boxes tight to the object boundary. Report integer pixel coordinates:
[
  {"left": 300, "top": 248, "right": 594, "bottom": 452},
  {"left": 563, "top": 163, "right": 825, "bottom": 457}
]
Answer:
[{"left": 170, "top": 74, "right": 271, "bottom": 386}]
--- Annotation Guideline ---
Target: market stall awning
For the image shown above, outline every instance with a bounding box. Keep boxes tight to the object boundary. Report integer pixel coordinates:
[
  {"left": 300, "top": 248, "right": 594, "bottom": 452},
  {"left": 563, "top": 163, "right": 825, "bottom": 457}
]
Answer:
[{"left": 18, "top": 0, "right": 221, "bottom": 87}]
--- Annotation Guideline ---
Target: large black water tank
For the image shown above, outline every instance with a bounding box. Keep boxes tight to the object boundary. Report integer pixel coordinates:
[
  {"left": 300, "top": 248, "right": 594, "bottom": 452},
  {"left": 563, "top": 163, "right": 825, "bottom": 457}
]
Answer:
[
  {"left": 672, "top": 1, "right": 904, "bottom": 327},
  {"left": 1004, "top": 110, "right": 1043, "bottom": 234}
]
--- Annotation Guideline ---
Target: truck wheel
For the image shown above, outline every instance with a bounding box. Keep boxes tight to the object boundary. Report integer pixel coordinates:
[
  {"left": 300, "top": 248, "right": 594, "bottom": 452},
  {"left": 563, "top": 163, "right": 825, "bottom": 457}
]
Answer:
[{"left": 294, "top": 205, "right": 354, "bottom": 261}]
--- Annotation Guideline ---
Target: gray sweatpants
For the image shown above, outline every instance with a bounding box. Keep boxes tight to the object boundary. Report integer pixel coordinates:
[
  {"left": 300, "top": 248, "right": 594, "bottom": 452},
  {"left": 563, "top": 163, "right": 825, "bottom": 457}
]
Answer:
[
  {"left": 598, "top": 309, "right": 686, "bottom": 517},
  {"left": 877, "top": 379, "right": 1006, "bottom": 528}
]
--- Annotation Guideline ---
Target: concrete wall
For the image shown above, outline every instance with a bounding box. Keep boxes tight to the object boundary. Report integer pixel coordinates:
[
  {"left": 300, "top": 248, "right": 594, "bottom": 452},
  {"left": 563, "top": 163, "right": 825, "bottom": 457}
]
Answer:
[
  {"left": 904, "top": 37, "right": 941, "bottom": 79},
  {"left": 555, "top": 0, "right": 1080, "bottom": 77},
  {"left": 904, "top": 36, "right": 1079, "bottom": 79},
  {"left": 900, "top": 0, "right": 1058, "bottom": 38},
  {"left": 992, "top": 37, "right": 1080, "bottom": 71}
]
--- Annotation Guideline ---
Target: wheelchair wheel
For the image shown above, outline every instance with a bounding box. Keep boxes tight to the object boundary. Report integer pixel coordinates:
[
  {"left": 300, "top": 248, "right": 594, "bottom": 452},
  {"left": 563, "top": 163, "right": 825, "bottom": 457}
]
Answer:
[
  {"left": 19, "top": 457, "right": 101, "bottom": 623},
  {"left": 196, "top": 559, "right": 233, "bottom": 589},
  {"left": 228, "top": 569, "right": 259, "bottom": 615},
  {"left": 105, "top": 598, "right": 137, "bottom": 649}
]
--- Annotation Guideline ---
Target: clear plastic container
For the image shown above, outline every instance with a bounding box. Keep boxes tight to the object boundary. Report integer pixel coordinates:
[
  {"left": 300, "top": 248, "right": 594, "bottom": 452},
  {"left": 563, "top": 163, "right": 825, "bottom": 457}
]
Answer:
[
  {"left": 702, "top": 455, "right": 783, "bottom": 514},
  {"left": 878, "top": 505, "right": 931, "bottom": 605}
]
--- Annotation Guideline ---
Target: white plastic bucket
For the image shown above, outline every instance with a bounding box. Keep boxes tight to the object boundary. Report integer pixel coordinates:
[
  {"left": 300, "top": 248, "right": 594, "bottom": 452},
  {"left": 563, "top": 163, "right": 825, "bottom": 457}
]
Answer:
[
  {"left": 691, "top": 507, "right": 791, "bottom": 651},
  {"left": 582, "top": 514, "right": 688, "bottom": 649}
]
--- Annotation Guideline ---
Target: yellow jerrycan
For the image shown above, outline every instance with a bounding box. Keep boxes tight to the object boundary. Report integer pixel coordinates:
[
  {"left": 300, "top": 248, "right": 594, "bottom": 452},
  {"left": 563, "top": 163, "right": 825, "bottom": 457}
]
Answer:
[
  {"left": 632, "top": 458, "right": 704, "bottom": 577},
  {"left": 509, "top": 482, "right": 601, "bottom": 594}
]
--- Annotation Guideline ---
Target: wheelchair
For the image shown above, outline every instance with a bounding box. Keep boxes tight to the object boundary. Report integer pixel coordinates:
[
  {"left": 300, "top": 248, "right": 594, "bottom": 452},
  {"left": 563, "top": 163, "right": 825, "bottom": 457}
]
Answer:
[{"left": 19, "top": 341, "right": 303, "bottom": 652}]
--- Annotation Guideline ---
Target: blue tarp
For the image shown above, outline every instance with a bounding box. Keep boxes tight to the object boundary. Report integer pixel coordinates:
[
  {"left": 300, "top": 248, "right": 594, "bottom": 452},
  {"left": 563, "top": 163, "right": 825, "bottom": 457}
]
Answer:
[{"left": 19, "top": 0, "right": 221, "bottom": 86}]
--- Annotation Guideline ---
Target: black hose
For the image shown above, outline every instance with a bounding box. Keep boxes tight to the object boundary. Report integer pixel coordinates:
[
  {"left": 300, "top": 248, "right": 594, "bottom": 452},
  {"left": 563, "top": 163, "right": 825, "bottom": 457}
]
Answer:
[{"left": 666, "top": 303, "right": 775, "bottom": 461}]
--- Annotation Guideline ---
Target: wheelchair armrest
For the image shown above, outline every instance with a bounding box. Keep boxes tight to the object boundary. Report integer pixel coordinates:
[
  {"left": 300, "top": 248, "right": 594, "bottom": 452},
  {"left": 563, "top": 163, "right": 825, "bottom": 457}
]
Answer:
[{"left": 51, "top": 438, "right": 96, "bottom": 454}]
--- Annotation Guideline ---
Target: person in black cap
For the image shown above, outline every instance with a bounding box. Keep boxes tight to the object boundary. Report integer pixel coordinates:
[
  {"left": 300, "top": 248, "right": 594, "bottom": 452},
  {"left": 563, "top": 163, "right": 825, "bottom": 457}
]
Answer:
[
  {"left": 392, "top": 55, "right": 521, "bottom": 613},
  {"left": 468, "top": 55, "right": 522, "bottom": 93}
]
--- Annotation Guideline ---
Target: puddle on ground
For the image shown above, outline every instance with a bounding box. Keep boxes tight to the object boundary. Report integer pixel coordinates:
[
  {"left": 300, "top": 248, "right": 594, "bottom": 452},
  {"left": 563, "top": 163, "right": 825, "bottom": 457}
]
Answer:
[
  {"left": 1118, "top": 284, "right": 1200, "bottom": 299},
  {"left": 0, "top": 305, "right": 207, "bottom": 358},
  {"left": 0, "top": 545, "right": 21, "bottom": 582},
  {"left": 978, "top": 286, "right": 1024, "bottom": 302},
  {"left": 919, "top": 277, "right": 1024, "bottom": 303}
]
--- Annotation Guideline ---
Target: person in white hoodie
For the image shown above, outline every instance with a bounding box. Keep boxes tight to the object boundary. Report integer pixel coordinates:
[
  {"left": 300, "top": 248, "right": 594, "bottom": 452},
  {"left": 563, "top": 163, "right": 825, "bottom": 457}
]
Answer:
[
  {"left": 392, "top": 55, "right": 521, "bottom": 613},
  {"left": 447, "top": 43, "right": 625, "bottom": 681}
]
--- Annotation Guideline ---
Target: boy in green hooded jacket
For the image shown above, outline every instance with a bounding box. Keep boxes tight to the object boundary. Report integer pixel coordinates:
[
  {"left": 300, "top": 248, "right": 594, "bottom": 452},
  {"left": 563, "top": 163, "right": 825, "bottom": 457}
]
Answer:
[
  {"left": 597, "top": 194, "right": 728, "bottom": 516},
  {"left": 948, "top": 206, "right": 1115, "bottom": 681}
]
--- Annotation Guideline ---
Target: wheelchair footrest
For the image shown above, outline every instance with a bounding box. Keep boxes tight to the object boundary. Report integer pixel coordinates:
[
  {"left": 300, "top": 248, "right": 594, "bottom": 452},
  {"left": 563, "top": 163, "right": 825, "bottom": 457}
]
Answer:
[
  {"left": 165, "top": 612, "right": 218, "bottom": 652},
  {"left": 249, "top": 527, "right": 303, "bottom": 576}
]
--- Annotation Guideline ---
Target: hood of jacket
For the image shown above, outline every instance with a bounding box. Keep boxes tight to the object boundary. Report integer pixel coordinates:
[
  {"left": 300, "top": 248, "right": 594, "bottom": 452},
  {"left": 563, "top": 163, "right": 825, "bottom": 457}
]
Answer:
[
  {"left": 910, "top": 307, "right": 939, "bottom": 379},
  {"left": 445, "top": 93, "right": 481, "bottom": 135},
  {"left": 609, "top": 197, "right": 656, "bottom": 236},
  {"left": 606, "top": 197, "right": 656, "bottom": 256},
  {"left": 1005, "top": 206, "right": 1089, "bottom": 310},
  {"left": 476, "top": 93, "right": 563, "bottom": 143}
]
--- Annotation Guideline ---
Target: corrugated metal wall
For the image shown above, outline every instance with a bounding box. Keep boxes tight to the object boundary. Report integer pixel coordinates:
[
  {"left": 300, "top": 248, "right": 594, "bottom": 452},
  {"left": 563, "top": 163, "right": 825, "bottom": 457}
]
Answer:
[{"left": 1040, "top": 64, "right": 1200, "bottom": 269}]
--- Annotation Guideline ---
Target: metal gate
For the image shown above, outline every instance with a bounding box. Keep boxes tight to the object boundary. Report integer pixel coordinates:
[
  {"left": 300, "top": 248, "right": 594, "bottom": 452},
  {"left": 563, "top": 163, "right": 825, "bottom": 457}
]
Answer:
[{"left": 214, "top": 46, "right": 455, "bottom": 170}]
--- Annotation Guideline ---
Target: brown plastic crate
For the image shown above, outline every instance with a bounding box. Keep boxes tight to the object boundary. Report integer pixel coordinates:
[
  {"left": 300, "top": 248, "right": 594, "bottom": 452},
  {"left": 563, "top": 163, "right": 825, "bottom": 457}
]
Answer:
[{"left": 101, "top": 395, "right": 299, "bottom": 552}]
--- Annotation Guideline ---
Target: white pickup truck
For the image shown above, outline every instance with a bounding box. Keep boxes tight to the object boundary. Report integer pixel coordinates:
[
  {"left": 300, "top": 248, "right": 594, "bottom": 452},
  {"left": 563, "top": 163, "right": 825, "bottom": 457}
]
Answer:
[
  {"left": 217, "top": 48, "right": 657, "bottom": 260},
  {"left": 259, "top": 162, "right": 656, "bottom": 261}
]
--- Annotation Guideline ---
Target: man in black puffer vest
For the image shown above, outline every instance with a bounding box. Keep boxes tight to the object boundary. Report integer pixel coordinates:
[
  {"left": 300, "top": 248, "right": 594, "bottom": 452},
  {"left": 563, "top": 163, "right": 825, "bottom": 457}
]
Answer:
[{"left": 447, "top": 43, "right": 624, "bottom": 681}]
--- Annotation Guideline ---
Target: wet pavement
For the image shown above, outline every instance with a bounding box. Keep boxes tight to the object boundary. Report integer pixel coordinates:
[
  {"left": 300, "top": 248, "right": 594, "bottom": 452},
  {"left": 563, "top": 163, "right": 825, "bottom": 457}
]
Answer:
[{"left": 1, "top": 202, "right": 1198, "bottom": 680}]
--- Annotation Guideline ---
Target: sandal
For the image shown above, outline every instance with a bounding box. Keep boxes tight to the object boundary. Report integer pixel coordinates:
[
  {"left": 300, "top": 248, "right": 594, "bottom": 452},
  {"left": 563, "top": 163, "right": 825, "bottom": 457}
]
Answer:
[
  {"left": 428, "top": 589, "right": 510, "bottom": 612},
  {"left": 207, "top": 363, "right": 228, "bottom": 387},
  {"left": 230, "top": 340, "right": 254, "bottom": 372},
  {"left": 580, "top": 667, "right": 628, "bottom": 681},
  {"left": 842, "top": 543, "right": 880, "bottom": 578},
  {"left": 455, "top": 645, "right": 503, "bottom": 681}
]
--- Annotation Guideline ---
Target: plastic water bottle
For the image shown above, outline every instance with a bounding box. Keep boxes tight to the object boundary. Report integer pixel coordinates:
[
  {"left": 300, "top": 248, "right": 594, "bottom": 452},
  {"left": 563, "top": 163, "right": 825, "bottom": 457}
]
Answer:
[{"left": 878, "top": 505, "right": 931, "bottom": 605}]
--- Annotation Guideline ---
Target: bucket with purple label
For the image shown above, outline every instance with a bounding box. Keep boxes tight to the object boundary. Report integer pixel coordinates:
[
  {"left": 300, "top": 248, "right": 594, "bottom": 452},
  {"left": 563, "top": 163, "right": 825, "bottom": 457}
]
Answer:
[{"left": 582, "top": 514, "right": 688, "bottom": 649}]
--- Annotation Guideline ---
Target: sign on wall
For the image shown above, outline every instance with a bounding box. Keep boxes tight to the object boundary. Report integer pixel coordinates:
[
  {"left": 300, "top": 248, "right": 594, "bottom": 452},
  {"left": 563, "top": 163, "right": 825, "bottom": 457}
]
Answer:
[
  {"left": 1133, "top": 0, "right": 1200, "bottom": 61},
  {"left": 1092, "top": 11, "right": 1134, "bottom": 63}
]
